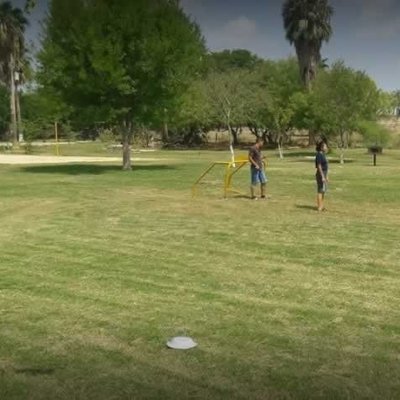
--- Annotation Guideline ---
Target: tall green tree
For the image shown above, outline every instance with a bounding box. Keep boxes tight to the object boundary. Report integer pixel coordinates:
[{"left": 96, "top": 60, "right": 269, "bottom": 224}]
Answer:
[
  {"left": 38, "top": 0, "right": 205, "bottom": 169},
  {"left": 393, "top": 90, "right": 400, "bottom": 116},
  {"left": 282, "top": 0, "right": 333, "bottom": 90},
  {"left": 358, "top": 120, "right": 391, "bottom": 149},
  {"left": 21, "top": 88, "right": 71, "bottom": 141},
  {"left": 377, "top": 90, "right": 398, "bottom": 116},
  {"left": 207, "top": 49, "right": 263, "bottom": 72},
  {"left": 168, "top": 79, "right": 216, "bottom": 146},
  {"left": 0, "top": 1, "right": 27, "bottom": 143},
  {"left": 256, "top": 58, "right": 302, "bottom": 156},
  {"left": 204, "top": 69, "right": 263, "bottom": 146},
  {"left": 302, "top": 61, "right": 380, "bottom": 161}
]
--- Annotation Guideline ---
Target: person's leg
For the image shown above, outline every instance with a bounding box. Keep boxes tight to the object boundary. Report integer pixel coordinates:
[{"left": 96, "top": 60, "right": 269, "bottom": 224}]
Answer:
[
  {"left": 250, "top": 184, "right": 257, "bottom": 199},
  {"left": 259, "top": 170, "right": 267, "bottom": 198},
  {"left": 321, "top": 193, "right": 326, "bottom": 210},
  {"left": 250, "top": 168, "right": 259, "bottom": 199},
  {"left": 317, "top": 193, "right": 323, "bottom": 211},
  {"left": 261, "top": 183, "right": 266, "bottom": 197},
  {"left": 316, "top": 176, "right": 324, "bottom": 210}
]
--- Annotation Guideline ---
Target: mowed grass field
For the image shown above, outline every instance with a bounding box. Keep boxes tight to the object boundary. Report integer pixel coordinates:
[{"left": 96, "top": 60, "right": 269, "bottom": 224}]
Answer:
[{"left": 0, "top": 145, "right": 399, "bottom": 400}]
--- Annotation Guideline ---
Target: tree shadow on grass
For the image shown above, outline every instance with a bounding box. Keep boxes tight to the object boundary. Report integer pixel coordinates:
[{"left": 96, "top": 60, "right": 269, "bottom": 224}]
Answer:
[
  {"left": 296, "top": 204, "right": 317, "bottom": 211},
  {"left": 327, "top": 158, "right": 355, "bottom": 164},
  {"left": 5, "top": 351, "right": 397, "bottom": 399},
  {"left": 20, "top": 164, "right": 176, "bottom": 176},
  {"left": 230, "top": 194, "right": 252, "bottom": 200},
  {"left": 283, "top": 151, "right": 315, "bottom": 158},
  {"left": 290, "top": 158, "right": 355, "bottom": 164},
  {"left": 14, "top": 367, "right": 56, "bottom": 376}
]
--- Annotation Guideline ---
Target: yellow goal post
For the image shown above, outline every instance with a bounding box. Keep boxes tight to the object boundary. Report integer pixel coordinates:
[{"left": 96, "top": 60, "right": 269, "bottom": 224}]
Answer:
[{"left": 191, "top": 155, "right": 249, "bottom": 198}]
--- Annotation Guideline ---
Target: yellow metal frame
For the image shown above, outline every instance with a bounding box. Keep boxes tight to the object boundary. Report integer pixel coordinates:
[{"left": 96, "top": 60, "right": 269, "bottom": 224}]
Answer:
[{"left": 192, "top": 156, "right": 249, "bottom": 198}]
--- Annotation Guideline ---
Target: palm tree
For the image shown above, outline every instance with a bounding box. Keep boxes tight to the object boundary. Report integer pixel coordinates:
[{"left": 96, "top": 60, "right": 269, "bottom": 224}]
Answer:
[
  {"left": 0, "top": 1, "right": 27, "bottom": 143},
  {"left": 282, "top": 0, "right": 333, "bottom": 90},
  {"left": 24, "top": 0, "right": 36, "bottom": 13}
]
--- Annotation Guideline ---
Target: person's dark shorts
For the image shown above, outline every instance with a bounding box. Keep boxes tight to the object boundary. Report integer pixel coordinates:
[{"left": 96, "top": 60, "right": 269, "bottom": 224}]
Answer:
[{"left": 316, "top": 173, "right": 327, "bottom": 193}]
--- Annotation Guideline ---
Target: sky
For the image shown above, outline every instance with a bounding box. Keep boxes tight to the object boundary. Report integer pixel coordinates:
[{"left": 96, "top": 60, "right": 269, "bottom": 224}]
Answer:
[{"left": 11, "top": 0, "right": 400, "bottom": 91}]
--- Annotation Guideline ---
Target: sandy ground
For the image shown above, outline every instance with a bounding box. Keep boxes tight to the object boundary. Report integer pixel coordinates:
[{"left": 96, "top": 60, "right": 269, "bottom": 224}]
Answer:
[{"left": 0, "top": 155, "right": 162, "bottom": 165}]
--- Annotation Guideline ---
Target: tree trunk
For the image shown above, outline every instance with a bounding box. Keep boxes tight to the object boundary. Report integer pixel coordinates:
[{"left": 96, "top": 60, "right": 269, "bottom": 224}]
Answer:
[
  {"left": 122, "top": 122, "right": 133, "bottom": 170},
  {"left": 295, "top": 40, "right": 320, "bottom": 91},
  {"left": 230, "top": 126, "right": 239, "bottom": 146},
  {"left": 277, "top": 134, "right": 284, "bottom": 159},
  {"left": 295, "top": 41, "right": 320, "bottom": 146},
  {"left": 162, "top": 120, "right": 169, "bottom": 144},
  {"left": 9, "top": 56, "right": 18, "bottom": 144},
  {"left": 16, "top": 85, "right": 22, "bottom": 142},
  {"left": 249, "top": 125, "right": 261, "bottom": 138},
  {"left": 161, "top": 108, "right": 169, "bottom": 144},
  {"left": 339, "top": 130, "right": 345, "bottom": 164},
  {"left": 308, "top": 129, "right": 317, "bottom": 146},
  {"left": 340, "top": 151, "right": 344, "bottom": 165},
  {"left": 263, "top": 130, "right": 274, "bottom": 145}
]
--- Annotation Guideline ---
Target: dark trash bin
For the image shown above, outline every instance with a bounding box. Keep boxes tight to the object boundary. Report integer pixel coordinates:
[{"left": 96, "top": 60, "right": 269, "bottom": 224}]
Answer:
[{"left": 368, "top": 146, "right": 383, "bottom": 166}]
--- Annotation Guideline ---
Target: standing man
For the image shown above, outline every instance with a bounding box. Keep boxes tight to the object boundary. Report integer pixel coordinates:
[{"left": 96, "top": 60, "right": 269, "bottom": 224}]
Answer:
[
  {"left": 248, "top": 137, "right": 267, "bottom": 200},
  {"left": 315, "top": 141, "right": 329, "bottom": 211}
]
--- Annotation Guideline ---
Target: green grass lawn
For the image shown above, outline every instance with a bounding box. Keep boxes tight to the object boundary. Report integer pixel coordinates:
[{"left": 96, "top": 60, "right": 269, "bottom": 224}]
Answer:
[{"left": 0, "top": 147, "right": 399, "bottom": 399}]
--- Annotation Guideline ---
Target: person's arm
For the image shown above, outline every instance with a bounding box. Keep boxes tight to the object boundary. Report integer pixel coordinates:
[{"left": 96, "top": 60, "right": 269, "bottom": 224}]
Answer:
[
  {"left": 315, "top": 154, "right": 326, "bottom": 182},
  {"left": 317, "top": 163, "right": 326, "bottom": 182},
  {"left": 249, "top": 156, "right": 260, "bottom": 169},
  {"left": 316, "top": 157, "right": 327, "bottom": 182}
]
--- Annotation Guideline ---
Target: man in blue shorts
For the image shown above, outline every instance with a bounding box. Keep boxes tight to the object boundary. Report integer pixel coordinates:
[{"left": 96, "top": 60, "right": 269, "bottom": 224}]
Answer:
[{"left": 248, "top": 138, "right": 267, "bottom": 200}]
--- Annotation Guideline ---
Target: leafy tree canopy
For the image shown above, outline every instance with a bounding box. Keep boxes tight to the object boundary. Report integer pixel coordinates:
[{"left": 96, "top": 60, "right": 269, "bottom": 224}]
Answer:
[
  {"left": 292, "top": 61, "right": 380, "bottom": 150},
  {"left": 38, "top": 0, "right": 206, "bottom": 130},
  {"left": 207, "top": 49, "right": 263, "bottom": 72}
]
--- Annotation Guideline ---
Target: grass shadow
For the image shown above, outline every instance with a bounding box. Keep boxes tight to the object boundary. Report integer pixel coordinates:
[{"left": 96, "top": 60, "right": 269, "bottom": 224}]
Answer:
[
  {"left": 14, "top": 367, "right": 56, "bottom": 376},
  {"left": 20, "top": 164, "right": 176, "bottom": 176},
  {"left": 283, "top": 151, "right": 315, "bottom": 158},
  {"left": 329, "top": 159, "right": 355, "bottom": 164},
  {"left": 229, "top": 194, "right": 252, "bottom": 200},
  {"left": 290, "top": 158, "right": 355, "bottom": 164},
  {"left": 296, "top": 204, "right": 317, "bottom": 211}
]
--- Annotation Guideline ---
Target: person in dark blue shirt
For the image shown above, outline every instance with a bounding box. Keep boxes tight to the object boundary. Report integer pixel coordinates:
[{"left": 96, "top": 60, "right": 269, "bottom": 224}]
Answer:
[{"left": 315, "top": 141, "right": 329, "bottom": 211}]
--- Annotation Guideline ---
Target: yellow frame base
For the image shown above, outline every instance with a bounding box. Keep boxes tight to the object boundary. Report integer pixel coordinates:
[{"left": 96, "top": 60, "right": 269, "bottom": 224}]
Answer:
[{"left": 192, "top": 157, "right": 249, "bottom": 198}]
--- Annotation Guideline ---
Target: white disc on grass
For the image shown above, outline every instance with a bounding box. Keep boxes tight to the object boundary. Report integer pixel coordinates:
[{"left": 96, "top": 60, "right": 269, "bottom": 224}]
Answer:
[{"left": 166, "top": 336, "right": 197, "bottom": 350}]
